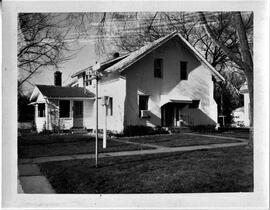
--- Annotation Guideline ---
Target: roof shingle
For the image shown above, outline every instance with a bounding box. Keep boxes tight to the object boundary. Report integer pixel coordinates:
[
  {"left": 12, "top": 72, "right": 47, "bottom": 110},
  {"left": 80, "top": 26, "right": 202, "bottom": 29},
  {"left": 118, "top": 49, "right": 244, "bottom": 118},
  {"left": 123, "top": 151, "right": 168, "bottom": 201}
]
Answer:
[{"left": 36, "top": 85, "right": 95, "bottom": 98}]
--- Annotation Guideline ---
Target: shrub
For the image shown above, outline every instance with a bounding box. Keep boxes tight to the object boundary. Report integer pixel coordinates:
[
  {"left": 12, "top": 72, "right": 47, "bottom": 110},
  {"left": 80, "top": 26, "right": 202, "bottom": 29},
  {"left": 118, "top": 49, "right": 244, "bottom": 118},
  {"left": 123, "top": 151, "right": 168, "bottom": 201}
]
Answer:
[
  {"left": 123, "top": 125, "right": 168, "bottom": 137},
  {"left": 190, "top": 125, "right": 217, "bottom": 133}
]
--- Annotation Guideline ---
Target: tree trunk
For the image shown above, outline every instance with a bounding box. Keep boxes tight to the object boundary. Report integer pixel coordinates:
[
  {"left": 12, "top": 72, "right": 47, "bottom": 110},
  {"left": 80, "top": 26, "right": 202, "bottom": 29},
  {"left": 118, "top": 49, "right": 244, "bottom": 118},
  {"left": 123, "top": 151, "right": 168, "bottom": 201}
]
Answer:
[{"left": 232, "top": 12, "right": 253, "bottom": 145}]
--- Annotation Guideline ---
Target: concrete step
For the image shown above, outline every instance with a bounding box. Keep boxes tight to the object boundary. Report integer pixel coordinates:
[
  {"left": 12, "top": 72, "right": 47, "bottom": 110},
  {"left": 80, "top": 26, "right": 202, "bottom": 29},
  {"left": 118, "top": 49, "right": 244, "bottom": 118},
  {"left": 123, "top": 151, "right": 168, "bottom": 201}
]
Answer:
[
  {"left": 166, "top": 126, "right": 192, "bottom": 133},
  {"left": 70, "top": 127, "right": 88, "bottom": 134}
]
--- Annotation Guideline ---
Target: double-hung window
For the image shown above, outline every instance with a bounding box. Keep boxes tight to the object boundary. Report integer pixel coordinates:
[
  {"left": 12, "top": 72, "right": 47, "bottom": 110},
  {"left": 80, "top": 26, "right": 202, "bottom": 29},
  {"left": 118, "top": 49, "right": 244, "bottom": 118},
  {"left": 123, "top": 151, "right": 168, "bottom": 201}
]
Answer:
[
  {"left": 180, "top": 61, "right": 188, "bottom": 80},
  {"left": 38, "top": 103, "right": 45, "bottom": 117},
  {"left": 139, "top": 95, "right": 149, "bottom": 117},
  {"left": 154, "top": 58, "right": 163, "bottom": 78}
]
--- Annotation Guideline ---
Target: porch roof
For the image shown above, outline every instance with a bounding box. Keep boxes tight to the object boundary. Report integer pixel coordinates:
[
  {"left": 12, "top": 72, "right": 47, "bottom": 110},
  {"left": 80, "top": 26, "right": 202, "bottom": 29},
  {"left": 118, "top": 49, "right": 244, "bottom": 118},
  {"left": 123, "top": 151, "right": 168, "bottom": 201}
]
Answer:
[
  {"left": 160, "top": 94, "right": 193, "bottom": 107},
  {"left": 36, "top": 85, "right": 95, "bottom": 99}
]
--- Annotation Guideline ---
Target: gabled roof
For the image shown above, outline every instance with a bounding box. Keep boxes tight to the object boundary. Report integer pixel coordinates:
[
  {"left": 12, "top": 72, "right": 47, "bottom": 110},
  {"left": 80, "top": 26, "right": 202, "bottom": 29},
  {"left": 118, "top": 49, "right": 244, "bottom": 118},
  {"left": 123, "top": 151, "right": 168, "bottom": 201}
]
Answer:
[
  {"left": 71, "top": 31, "right": 225, "bottom": 82},
  {"left": 104, "top": 31, "right": 225, "bottom": 82},
  {"left": 35, "top": 85, "right": 95, "bottom": 98},
  {"left": 71, "top": 53, "right": 130, "bottom": 78}
]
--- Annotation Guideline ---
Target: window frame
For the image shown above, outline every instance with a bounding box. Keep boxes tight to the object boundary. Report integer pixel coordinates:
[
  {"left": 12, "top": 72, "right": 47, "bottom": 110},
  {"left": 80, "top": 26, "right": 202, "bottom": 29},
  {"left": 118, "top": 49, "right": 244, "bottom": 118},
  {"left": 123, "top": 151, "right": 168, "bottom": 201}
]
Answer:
[
  {"left": 180, "top": 61, "right": 188, "bottom": 80},
  {"left": 59, "top": 100, "right": 70, "bottom": 118},
  {"left": 38, "top": 103, "right": 45, "bottom": 117},
  {"left": 154, "top": 58, "right": 163, "bottom": 78},
  {"left": 138, "top": 95, "right": 149, "bottom": 117},
  {"left": 106, "top": 97, "right": 113, "bottom": 116}
]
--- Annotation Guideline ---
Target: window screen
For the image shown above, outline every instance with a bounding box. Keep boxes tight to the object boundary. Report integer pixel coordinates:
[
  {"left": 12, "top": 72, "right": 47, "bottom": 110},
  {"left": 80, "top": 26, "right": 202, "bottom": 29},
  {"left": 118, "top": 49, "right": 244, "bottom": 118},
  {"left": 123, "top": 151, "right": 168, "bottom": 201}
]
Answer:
[
  {"left": 38, "top": 103, "right": 45, "bottom": 117},
  {"left": 60, "top": 100, "right": 70, "bottom": 118},
  {"left": 154, "top": 58, "right": 163, "bottom": 78},
  {"left": 180, "top": 61, "right": 188, "bottom": 80}
]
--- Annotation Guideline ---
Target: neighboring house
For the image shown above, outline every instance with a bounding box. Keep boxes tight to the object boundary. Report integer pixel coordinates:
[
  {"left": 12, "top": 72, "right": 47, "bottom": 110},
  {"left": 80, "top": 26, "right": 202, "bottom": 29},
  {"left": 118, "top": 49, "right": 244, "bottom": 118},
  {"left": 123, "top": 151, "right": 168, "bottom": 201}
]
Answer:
[
  {"left": 239, "top": 83, "right": 250, "bottom": 127},
  {"left": 30, "top": 72, "right": 95, "bottom": 132},
  {"left": 30, "top": 31, "right": 225, "bottom": 133},
  {"left": 231, "top": 106, "right": 245, "bottom": 127}
]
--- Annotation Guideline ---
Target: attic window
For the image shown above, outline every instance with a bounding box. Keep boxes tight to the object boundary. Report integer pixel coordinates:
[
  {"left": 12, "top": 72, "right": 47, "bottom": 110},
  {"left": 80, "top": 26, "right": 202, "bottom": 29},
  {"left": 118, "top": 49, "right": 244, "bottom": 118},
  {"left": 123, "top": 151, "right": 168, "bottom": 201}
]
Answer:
[
  {"left": 38, "top": 103, "right": 45, "bottom": 117},
  {"left": 154, "top": 58, "right": 163, "bottom": 78},
  {"left": 60, "top": 100, "right": 70, "bottom": 118}
]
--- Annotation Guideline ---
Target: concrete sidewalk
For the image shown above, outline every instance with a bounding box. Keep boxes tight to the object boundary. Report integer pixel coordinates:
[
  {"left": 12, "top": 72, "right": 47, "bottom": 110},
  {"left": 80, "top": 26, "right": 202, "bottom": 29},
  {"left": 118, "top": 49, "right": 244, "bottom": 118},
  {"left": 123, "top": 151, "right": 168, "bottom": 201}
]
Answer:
[{"left": 18, "top": 164, "right": 55, "bottom": 193}]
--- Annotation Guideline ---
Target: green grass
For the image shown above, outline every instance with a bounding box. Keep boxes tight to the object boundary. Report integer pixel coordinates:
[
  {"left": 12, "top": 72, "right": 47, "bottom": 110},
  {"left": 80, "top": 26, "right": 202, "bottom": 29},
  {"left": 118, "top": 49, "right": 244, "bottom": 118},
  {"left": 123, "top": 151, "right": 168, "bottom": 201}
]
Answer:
[
  {"left": 39, "top": 146, "right": 253, "bottom": 193},
  {"left": 122, "top": 134, "right": 241, "bottom": 147}
]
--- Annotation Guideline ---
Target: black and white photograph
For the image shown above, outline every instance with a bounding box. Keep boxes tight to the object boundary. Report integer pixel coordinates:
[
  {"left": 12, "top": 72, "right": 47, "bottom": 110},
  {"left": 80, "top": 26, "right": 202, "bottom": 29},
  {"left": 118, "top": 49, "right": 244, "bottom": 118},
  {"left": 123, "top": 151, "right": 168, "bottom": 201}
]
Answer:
[{"left": 2, "top": 0, "right": 269, "bottom": 209}]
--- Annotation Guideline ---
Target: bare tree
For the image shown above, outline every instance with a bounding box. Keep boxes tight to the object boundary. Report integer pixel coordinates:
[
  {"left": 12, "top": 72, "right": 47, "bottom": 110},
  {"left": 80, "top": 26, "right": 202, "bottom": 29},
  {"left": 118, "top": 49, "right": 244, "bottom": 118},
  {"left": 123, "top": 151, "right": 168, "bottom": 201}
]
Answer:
[
  {"left": 199, "top": 12, "right": 253, "bottom": 141},
  {"left": 18, "top": 13, "right": 77, "bottom": 88}
]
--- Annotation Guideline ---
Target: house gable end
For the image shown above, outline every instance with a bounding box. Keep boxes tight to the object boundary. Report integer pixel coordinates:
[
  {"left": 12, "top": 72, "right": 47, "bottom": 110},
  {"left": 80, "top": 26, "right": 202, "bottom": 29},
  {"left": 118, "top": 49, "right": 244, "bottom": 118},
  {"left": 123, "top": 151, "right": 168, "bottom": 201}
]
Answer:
[{"left": 105, "top": 32, "right": 224, "bottom": 82}]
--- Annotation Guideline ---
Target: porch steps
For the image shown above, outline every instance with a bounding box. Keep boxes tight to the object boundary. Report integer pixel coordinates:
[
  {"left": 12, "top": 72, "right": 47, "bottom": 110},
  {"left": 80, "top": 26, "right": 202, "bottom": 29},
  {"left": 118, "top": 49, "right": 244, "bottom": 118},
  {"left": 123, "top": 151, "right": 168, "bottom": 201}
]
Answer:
[
  {"left": 70, "top": 127, "right": 88, "bottom": 134},
  {"left": 167, "top": 126, "right": 192, "bottom": 134}
]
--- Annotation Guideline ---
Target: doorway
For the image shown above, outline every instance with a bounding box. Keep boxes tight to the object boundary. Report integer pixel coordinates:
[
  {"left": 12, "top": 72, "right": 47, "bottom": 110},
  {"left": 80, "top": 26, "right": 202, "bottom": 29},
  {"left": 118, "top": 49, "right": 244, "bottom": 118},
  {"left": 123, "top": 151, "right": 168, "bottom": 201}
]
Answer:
[
  {"left": 73, "top": 101, "right": 84, "bottom": 127},
  {"left": 161, "top": 103, "right": 185, "bottom": 127}
]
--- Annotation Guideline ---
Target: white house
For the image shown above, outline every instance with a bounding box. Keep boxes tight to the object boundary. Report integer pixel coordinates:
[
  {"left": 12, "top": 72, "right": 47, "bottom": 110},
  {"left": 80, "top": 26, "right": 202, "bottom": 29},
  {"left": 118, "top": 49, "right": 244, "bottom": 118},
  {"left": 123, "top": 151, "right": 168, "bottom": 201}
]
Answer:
[
  {"left": 231, "top": 106, "right": 245, "bottom": 127},
  {"left": 239, "top": 83, "right": 250, "bottom": 127},
  {"left": 30, "top": 31, "right": 225, "bottom": 133}
]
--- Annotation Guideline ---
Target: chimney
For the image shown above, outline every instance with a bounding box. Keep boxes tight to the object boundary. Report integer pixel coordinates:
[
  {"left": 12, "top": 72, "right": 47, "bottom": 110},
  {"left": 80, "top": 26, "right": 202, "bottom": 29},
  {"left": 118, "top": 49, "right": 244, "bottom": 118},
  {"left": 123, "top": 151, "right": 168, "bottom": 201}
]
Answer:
[
  {"left": 54, "top": 71, "right": 62, "bottom": 86},
  {"left": 113, "top": 52, "right": 120, "bottom": 59}
]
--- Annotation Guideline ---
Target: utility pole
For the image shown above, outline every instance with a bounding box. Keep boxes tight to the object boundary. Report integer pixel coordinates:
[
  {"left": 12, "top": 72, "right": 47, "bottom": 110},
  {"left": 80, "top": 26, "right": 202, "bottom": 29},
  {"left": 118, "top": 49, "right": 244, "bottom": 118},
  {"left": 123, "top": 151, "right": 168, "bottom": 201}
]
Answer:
[{"left": 92, "top": 62, "right": 101, "bottom": 167}]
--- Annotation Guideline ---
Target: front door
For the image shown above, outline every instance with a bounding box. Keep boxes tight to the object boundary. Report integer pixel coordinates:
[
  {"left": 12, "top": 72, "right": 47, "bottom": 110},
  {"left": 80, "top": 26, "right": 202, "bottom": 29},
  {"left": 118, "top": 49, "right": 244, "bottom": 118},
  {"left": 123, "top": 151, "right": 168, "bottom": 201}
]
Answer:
[
  {"left": 73, "top": 101, "right": 84, "bottom": 127},
  {"left": 162, "top": 103, "right": 174, "bottom": 127},
  {"left": 161, "top": 103, "right": 184, "bottom": 127}
]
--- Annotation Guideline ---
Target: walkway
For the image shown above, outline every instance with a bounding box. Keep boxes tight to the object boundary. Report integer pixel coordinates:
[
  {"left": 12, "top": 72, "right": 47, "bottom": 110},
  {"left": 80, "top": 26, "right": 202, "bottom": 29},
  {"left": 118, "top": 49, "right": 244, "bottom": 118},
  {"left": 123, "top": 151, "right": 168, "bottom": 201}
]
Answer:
[
  {"left": 19, "top": 139, "right": 247, "bottom": 165},
  {"left": 18, "top": 164, "right": 55, "bottom": 193}
]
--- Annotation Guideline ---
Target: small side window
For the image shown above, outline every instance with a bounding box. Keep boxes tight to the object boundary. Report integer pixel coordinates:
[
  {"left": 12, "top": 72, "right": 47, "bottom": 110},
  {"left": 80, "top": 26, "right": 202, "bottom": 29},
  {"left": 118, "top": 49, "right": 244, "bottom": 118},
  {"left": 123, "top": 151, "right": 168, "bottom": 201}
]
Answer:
[
  {"left": 38, "top": 103, "right": 45, "bottom": 117},
  {"left": 106, "top": 97, "right": 113, "bottom": 116},
  {"left": 154, "top": 58, "right": 163, "bottom": 78}
]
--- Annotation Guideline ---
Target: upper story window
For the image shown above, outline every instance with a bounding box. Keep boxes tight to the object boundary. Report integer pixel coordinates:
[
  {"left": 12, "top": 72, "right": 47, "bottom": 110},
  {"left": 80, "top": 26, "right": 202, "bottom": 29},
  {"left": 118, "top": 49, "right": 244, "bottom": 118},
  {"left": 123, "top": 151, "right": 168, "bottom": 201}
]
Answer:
[
  {"left": 59, "top": 100, "right": 70, "bottom": 118},
  {"left": 84, "top": 74, "right": 92, "bottom": 86},
  {"left": 38, "top": 103, "right": 45, "bottom": 117},
  {"left": 154, "top": 58, "right": 163, "bottom": 78},
  {"left": 180, "top": 61, "right": 188, "bottom": 80}
]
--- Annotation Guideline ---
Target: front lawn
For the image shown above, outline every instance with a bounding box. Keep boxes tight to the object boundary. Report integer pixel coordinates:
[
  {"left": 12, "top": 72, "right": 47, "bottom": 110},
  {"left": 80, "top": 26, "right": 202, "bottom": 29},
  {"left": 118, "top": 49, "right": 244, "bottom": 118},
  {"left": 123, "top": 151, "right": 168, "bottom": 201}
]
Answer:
[
  {"left": 39, "top": 145, "right": 253, "bottom": 193},
  {"left": 18, "top": 137, "right": 152, "bottom": 159},
  {"left": 122, "top": 134, "right": 240, "bottom": 147}
]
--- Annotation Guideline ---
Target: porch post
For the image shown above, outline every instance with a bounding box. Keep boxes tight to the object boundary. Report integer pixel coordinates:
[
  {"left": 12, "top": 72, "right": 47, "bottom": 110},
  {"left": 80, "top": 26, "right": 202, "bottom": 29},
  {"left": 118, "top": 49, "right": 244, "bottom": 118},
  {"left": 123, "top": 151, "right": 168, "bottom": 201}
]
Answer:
[
  {"left": 173, "top": 106, "right": 177, "bottom": 127},
  {"left": 35, "top": 104, "right": 38, "bottom": 131},
  {"left": 45, "top": 102, "right": 49, "bottom": 130}
]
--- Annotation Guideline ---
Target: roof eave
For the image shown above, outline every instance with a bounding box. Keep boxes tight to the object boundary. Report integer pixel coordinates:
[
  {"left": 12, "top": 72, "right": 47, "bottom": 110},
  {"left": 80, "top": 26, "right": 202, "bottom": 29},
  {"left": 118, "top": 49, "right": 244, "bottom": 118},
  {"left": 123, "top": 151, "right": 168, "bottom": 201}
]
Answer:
[{"left": 106, "top": 31, "right": 179, "bottom": 74}]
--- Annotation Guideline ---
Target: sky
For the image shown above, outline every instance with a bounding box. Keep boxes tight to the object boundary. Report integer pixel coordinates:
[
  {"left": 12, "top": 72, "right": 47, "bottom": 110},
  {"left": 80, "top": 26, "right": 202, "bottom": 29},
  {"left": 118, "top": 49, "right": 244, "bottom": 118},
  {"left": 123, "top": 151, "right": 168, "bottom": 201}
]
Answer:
[
  {"left": 18, "top": 12, "right": 252, "bottom": 95},
  {"left": 28, "top": 41, "right": 97, "bottom": 88},
  {"left": 19, "top": 13, "right": 119, "bottom": 94}
]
